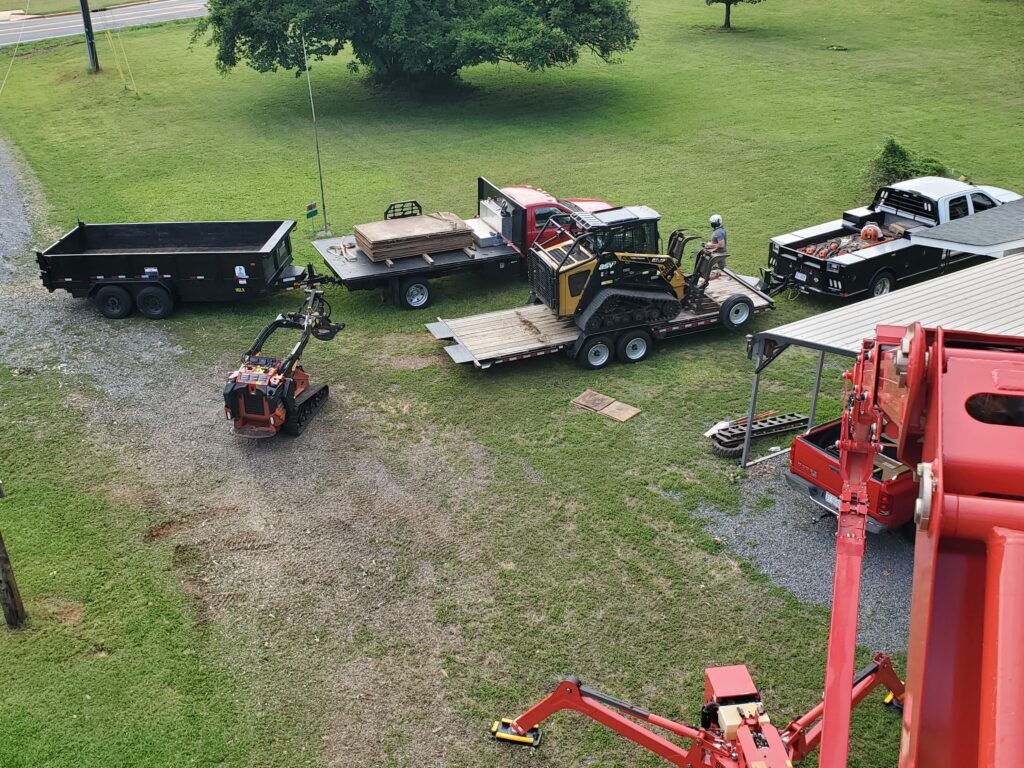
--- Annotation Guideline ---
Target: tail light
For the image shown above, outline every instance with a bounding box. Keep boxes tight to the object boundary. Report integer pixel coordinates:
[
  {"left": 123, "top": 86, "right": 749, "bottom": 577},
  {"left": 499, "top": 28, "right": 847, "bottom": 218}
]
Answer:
[{"left": 877, "top": 492, "right": 892, "bottom": 517}]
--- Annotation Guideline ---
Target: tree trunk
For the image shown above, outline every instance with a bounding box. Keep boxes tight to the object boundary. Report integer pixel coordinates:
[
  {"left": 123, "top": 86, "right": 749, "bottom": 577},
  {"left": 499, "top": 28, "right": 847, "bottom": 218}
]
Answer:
[
  {"left": 0, "top": 529, "right": 27, "bottom": 630},
  {"left": 724, "top": 1, "right": 732, "bottom": 29}
]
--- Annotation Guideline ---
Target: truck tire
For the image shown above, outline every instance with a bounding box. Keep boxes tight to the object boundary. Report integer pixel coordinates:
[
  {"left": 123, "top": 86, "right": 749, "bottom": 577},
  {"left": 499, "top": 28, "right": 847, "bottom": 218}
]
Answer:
[
  {"left": 578, "top": 336, "right": 614, "bottom": 370},
  {"left": 136, "top": 286, "right": 174, "bottom": 319},
  {"left": 398, "top": 278, "right": 431, "bottom": 310},
  {"left": 711, "top": 438, "right": 744, "bottom": 459},
  {"left": 719, "top": 295, "right": 754, "bottom": 330},
  {"left": 616, "top": 330, "right": 652, "bottom": 364},
  {"left": 869, "top": 270, "right": 896, "bottom": 297},
  {"left": 94, "top": 285, "right": 133, "bottom": 319}
]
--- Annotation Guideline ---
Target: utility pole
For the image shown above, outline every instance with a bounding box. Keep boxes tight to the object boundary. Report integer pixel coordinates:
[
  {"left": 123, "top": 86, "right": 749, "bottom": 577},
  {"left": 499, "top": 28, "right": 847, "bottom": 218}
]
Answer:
[
  {"left": 79, "top": 0, "right": 100, "bottom": 73},
  {"left": 0, "top": 483, "right": 27, "bottom": 630},
  {"left": 301, "top": 34, "right": 330, "bottom": 235}
]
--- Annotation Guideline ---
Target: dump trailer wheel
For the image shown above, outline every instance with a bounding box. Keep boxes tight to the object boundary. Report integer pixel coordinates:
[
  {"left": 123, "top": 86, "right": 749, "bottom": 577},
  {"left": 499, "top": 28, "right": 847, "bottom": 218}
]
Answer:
[
  {"left": 616, "top": 330, "right": 652, "bottom": 364},
  {"left": 869, "top": 270, "right": 896, "bottom": 297},
  {"left": 136, "top": 286, "right": 174, "bottom": 319},
  {"left": 578, "top": 336, "right": 614, "bottom": 370},
  {"left": 94, "top": 285, "right": 134, "bottom": 319},
  {"left": 398, "top": 277, "right": 431, "bottom": 310},
  {"left": 719, "top": 295, "right": 754, "bottom": 330}
]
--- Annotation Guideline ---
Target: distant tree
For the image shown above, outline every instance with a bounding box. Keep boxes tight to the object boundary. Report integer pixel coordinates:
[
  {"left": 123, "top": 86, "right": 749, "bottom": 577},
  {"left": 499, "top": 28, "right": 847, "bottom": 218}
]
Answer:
[
  {"left": 705, "top": 0, "right": 764, "bottom": 29},
  {"left": 197, "top": 0, "right": 639, "bottom": 87},
  {"left": 865, "top": 138, "right": 952, "bottom": 191}
]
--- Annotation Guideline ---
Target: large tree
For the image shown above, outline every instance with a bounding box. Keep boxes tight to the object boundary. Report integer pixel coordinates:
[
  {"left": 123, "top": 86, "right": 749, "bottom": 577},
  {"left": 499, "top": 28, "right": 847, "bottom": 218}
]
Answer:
[
  {"left": 704, "top": 0, "right": 764, "bottom": 29},
  {"left": 198, "top": 0, "right": 639, "bottom": 86}
]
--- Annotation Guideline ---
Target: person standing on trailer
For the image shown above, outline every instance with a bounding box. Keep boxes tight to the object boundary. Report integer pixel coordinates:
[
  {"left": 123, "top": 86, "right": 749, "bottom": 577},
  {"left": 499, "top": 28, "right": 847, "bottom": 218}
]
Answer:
[{"left": 706, "top": 213, "right": 728, "bottom": 255}]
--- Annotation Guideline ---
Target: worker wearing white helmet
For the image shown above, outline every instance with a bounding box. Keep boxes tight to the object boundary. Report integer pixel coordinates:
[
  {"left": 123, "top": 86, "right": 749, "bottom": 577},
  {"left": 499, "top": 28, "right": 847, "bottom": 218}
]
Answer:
[{"left": 706, "top": 214, "right": 727, "bottom": 254}]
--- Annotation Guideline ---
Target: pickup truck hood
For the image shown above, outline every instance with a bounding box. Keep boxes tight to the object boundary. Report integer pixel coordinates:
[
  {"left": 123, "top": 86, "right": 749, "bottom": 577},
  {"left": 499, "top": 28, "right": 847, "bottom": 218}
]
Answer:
[{"left": 977, "top": 185, "right": 1022, "bottom": 204}]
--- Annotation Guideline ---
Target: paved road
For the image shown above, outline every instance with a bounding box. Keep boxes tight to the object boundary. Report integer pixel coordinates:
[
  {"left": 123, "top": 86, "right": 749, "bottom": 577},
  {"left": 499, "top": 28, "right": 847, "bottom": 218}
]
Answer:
[{"left": 0, "top": 0, "right": 206, "bottom": 47}]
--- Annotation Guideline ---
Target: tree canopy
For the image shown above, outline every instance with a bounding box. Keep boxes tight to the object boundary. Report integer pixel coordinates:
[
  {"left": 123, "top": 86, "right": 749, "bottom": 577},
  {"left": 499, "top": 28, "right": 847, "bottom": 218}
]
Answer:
[
  {"left": 704, "top": 0, "right": 764, "bottom": 29},
  {"left": 865, "top": 138, "right": 952, "bottom": 191},
  {"left": 198, "top": 0, "right": 640, "bottom": 86}
]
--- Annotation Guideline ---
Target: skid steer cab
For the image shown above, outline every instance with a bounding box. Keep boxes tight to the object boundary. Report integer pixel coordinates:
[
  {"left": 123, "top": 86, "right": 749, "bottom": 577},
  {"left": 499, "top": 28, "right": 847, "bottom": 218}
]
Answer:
[
  {"left": 223, "top": 287, "right": 344, "bottom": 438},
  {"left": 526, "top": 208, "right": 737, "bottom": 333}
]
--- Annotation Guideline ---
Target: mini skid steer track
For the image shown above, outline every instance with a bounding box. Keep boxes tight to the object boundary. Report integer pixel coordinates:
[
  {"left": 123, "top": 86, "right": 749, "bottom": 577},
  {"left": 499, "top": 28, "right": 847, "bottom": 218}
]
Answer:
[{"left": 223, "top": 287, "right": 344, "bottom": 438}]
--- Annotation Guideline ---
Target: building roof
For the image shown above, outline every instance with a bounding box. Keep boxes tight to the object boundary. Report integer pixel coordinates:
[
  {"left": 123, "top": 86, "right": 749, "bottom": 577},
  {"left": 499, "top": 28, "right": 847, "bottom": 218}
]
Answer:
[
  {"left": 888, "top": 176, "right": 974, "bottom": 199},
  {"left": 911, "top": 198, "right": 1024, "bottom": 255},
  {"left": 752, "top": 254, "right": 1024, "bottom": 357}
]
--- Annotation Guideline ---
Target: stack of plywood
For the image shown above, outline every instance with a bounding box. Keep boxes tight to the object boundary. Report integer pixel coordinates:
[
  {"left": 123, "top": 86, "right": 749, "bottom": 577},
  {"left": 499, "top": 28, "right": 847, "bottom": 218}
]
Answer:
[{"left": 353, "top": 212, "right": 473, "bottom": 262}]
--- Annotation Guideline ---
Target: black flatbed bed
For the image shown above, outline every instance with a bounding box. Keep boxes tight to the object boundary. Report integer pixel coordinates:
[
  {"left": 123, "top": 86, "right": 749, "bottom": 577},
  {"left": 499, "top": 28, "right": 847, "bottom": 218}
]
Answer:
[{"left": 313, "top": 233, "right": 519, "bottom": 290}]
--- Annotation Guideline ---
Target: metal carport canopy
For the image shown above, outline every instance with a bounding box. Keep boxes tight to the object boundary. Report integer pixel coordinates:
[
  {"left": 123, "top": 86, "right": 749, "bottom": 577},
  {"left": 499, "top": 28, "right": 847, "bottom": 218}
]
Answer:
[
  {"left": 739, "top": 253, "right": 1024, "bottom": 465},
  {"left": 911, "top": 198, "right": 1024, "bottom": 257}
]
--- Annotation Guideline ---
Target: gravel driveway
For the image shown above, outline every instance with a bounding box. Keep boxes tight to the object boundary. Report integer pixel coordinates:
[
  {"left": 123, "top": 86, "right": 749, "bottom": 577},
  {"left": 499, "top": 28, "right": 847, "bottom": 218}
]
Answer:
[{"left": 696, "top": 457, "right": 913, "bottom": 652}]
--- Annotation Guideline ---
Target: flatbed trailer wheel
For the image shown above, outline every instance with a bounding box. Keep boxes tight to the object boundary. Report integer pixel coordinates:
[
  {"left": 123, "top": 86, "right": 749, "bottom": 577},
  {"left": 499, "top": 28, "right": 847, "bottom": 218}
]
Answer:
[
  {"left": 136, "top": 286, "right": 174, "bottom": 319},
  {"left": 397, "top": 277, "right": 431, "bottom": 310},
  {"left": 578, "top": 335, "right": 614, "bottom": 370},
  {"left": 94, "top": 285, "right": 133, "bottom": 319},
  {"left": 616, "top": 330, "right": 652, "bottom": 364},
  {"left": 719, "top": 295, "right": 754, "bottom": 330}
]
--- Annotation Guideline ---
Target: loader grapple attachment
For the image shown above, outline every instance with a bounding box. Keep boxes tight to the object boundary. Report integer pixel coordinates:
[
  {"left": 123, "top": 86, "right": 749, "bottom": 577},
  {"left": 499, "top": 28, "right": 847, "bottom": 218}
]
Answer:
[{"left": 490, "top": 718, "right": 541, "bottom": 747}]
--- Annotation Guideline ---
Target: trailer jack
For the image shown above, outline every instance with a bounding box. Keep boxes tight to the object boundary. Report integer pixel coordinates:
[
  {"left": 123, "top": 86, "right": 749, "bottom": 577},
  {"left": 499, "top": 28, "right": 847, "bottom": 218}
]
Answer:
[{"left": 493, "top": 655, "right": 903, "bottom": 767}]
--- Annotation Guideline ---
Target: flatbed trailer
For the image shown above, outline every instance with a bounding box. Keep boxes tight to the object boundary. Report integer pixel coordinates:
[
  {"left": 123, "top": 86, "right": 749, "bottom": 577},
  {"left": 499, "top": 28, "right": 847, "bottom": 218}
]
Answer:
[
  {"left": 428, "top": 269, "right": 771, "bottom": 369},
  {"left": 311, "top": 178, "right": 637, "bottom": 310}
]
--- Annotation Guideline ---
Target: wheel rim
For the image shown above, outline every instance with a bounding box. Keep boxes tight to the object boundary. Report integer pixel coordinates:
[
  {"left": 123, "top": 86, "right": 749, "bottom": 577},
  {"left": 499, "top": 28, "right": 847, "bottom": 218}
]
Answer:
[
  {"left": 588, "top": 342, "right": 611, "bottom": 367},
  {"left": 405, "top": 284, "right": 428, "bottom": 307},
  {"left": 729, "top": 302, "right": 751, "bottom": 325},
  {"left": 873, "top": 277, "right": 892, "bottom": 296},
  {"left": 624, "top": 337, "right": 647, "bottom": 360},
  {"left": 143, "top": 296, "right": 162, "bottom": 314},
  {"left": 104, "top": 296, "right": 123, "bottom": 313}
]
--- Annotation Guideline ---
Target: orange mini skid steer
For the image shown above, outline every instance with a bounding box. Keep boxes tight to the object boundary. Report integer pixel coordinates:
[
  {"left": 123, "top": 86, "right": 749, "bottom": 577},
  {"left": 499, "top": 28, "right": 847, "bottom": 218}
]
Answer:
[{"left": 223, "top": 287, "right": 344, "bottom": 438}]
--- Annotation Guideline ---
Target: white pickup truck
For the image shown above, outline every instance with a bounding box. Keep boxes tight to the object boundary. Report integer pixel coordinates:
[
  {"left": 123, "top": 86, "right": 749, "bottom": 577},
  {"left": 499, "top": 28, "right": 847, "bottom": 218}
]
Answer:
[{"left": 760, "top": 177, "right": 1021, "bottom": 298}]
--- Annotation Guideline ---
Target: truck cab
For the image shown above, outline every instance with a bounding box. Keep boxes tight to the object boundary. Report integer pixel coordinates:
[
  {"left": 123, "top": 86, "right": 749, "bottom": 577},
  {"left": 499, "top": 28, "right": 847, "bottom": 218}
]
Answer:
[{"left": 761, "top": 177, "right": 1020, "bottom": 298}]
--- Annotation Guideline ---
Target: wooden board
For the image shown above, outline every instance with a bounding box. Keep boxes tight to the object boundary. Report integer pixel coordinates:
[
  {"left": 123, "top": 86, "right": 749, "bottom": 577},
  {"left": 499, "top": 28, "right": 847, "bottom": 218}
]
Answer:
[
  {"left": 354, "top": 212, "right": 473, "bottom": 262},
  {"left": 571, "top": 389, "right": 641, "bottom": 422}
]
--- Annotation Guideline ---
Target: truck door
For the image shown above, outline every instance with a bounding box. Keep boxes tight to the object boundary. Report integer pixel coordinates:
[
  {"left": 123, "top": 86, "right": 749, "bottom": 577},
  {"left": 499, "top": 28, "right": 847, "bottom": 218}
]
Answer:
[{"left": 941, "top": 194, "right": 973, "bottom": 269}]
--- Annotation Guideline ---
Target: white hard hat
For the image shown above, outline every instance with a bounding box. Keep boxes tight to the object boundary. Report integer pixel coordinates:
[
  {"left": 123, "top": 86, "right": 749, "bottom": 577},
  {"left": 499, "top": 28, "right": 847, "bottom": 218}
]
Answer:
[{"left": 710, "top": 214, "right": 723, "bottom": 227}]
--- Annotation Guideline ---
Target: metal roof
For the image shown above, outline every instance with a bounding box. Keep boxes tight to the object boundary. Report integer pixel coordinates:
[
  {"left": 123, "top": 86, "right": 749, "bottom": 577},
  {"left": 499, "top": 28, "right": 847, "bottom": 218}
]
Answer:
[
  {"left": 911, "top": 198, "right": 1024, "bottom": 256},
  {"left": 753, "top": 254, "right": 1024, "bottom": 357}
]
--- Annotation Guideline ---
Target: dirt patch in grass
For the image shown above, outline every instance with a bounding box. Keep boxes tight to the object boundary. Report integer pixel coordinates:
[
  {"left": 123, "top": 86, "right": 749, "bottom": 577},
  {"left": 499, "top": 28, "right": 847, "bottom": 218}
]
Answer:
[
  {"left": 145, "top": 519, "right": 186, "bottom": 540},
  {"left": 37, "top": 597, "right": 84, "bottom": 625}
]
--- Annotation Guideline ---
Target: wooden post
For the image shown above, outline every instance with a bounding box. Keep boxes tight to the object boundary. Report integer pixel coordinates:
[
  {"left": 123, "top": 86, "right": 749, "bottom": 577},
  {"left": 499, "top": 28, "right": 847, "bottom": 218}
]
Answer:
[{"left": 0, "top": 482, "right": 27, "bottom": 630}]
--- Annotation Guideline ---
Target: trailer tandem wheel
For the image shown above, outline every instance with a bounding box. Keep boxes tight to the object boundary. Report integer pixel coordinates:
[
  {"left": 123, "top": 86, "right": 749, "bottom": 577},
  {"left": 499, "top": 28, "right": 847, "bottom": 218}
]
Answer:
[
  {"left": 578, "top": 336, "right": 614, "bottom": 370},
  {"left": 136, "top": 286, "right": 175, "bottom": 319},
  {"left": 615, "top": 330, "right": 652, "bottom": 364},
  {"left": 94, "top": 285, "right": 134, "bottom": 319},
  {"left": 397, "top": 277, "right": 431, "bottom": 310}
]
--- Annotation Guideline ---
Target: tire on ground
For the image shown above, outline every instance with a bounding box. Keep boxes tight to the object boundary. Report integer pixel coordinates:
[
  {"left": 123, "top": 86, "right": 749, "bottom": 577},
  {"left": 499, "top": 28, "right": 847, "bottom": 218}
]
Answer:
[
  {"left": 615, "top": 329, "right": 652, "bottom": 364},
  {"left": 94, "top": 285, "right": 134, "bottom": 319},
  {"left": 710, "top": 438, "right": 743, "bottom": 459},
  {"left": 719, "top": 295, "right": 754, "bottom": 330},
  {"left": 578, "top": 335, "right": 614, "bottom": 370},
  {"left": 868, "top": 270, "right": 897, "bottom": 297},
  {"left": 397, "top": 277, "right": 431, "bottom": 310},
  {"left": 136, "top": 285, "right": 175, "bottom": 319}
]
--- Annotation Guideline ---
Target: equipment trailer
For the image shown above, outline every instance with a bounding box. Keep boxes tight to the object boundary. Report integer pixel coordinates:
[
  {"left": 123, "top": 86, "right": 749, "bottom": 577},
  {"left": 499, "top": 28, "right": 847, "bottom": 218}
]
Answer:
[
  {"left": 312, "top": 178, "right": 651, "bottom": 309},
  {"left": 429, "top": 217, "right": 772, "bottom": 369}
]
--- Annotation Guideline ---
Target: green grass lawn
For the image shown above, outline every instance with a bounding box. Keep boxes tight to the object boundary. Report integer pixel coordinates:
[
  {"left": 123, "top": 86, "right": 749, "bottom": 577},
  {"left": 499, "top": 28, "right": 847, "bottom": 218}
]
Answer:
[{"left": 1, "top": 0, "right": 1023, "bottom": 765}]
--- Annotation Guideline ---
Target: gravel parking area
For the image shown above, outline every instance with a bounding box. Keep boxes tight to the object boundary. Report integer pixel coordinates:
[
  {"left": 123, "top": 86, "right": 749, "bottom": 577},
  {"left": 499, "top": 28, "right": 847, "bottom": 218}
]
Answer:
[{"left": 696, "top": 455, "right": 913, "bottom": 652}]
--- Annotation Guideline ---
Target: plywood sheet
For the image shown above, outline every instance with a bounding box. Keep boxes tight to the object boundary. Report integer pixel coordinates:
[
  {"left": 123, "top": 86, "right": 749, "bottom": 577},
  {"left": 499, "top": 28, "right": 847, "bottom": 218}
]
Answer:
[
  {"left": 572, "top": 389, "right": 641, "bottom": 422},
  {"left": 354, "top": 212, "right": 473, "bottom": 262}
]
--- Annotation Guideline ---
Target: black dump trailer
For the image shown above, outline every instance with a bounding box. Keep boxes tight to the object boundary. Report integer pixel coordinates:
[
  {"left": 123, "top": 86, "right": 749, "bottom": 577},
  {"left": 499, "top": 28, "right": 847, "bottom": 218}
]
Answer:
[{"left": 37, "top": 220, "right": 301, "bottom": 319}]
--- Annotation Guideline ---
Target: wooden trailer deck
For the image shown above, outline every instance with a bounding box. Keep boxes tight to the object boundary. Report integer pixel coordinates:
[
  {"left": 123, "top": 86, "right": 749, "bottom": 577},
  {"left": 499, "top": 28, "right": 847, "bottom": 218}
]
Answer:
[{"left": 428, "top": 270, "right": 771, "bottom": 367}]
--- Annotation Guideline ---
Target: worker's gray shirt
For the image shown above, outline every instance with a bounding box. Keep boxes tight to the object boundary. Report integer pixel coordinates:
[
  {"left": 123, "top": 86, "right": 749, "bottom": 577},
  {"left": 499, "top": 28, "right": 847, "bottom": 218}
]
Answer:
[{"left": 712, "top": 226, "right": 727, "bottom": 248}]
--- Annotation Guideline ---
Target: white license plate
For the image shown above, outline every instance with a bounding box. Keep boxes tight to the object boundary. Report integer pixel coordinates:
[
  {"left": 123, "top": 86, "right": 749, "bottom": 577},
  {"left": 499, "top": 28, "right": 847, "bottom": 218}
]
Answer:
[
  {"left": 794, "top": 271, "right": 807, "bottom": 282},
  {"left": 824, "top": 492, "right": 841, "bottom": 509}
]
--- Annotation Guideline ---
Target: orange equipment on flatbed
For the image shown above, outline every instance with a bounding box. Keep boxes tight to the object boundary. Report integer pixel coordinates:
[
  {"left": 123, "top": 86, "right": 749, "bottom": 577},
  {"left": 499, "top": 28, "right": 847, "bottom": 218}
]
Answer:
[{"left": 491, "top": 322, "right": 1024, "bottom": 766}]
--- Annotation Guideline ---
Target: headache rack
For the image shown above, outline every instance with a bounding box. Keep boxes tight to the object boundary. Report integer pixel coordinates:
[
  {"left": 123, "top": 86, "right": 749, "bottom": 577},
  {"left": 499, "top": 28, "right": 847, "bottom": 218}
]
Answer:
[{"left": 873, "top": 188, "right": 937, "bottom": 224}]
